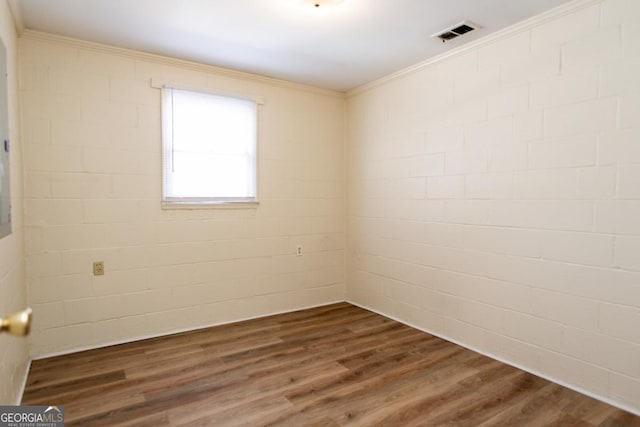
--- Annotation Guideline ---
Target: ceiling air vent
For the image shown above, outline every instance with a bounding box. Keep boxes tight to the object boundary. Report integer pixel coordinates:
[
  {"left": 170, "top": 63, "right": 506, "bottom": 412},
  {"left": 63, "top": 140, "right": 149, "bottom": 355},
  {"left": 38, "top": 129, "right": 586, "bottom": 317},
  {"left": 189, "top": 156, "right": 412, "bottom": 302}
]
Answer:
[{"left": 432, "top": 21, "right": 479, "bottom": 43}]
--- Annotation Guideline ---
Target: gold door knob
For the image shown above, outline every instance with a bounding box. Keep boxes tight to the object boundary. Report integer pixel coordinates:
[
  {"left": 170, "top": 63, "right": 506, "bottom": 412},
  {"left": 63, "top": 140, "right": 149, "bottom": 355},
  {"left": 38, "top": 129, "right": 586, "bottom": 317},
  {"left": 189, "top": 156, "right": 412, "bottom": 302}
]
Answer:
[{"left": 1, "top": 308, "right": 32, "bottom": 336}]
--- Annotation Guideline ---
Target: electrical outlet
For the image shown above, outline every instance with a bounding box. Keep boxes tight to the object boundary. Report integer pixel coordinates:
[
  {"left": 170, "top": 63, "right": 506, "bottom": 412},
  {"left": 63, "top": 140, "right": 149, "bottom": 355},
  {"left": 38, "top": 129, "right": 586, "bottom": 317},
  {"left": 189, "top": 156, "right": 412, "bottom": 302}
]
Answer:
[
  {"left": 93, "top": 261, "right": 105, "bottom": 276},
  {"left": 296, "top": 245, "right": 303, "bottom": 256}
]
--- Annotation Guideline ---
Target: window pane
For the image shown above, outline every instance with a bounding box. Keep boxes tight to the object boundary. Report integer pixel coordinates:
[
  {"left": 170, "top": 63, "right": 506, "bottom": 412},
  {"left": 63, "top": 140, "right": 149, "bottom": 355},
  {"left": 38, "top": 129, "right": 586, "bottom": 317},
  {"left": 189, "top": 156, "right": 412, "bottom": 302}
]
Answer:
[
  {"left": 162, "top": 87, "right": 257, "bottom": 202},
  {"left": 172, "top": 153, "right": 251, "bottom": 198}
]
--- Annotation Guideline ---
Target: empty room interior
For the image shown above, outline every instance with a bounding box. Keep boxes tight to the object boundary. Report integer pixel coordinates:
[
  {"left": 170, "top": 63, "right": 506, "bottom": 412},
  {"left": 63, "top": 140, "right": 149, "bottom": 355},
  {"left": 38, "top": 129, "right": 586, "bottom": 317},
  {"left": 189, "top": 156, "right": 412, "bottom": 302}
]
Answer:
[{"left": 0, "top": 0, "right": 639, "bottom": 424}]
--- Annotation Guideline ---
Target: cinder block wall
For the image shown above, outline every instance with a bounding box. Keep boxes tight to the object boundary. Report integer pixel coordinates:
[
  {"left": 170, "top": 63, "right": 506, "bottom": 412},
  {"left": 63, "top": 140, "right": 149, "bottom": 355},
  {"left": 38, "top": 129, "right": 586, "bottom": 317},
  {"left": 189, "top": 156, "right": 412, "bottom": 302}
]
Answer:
[
  {"left": 16, "top": 0, "right": 640, "bottom": 414},
  {"left": 347, "top": 0, "right": 640, "bottom": 413},
  {"left": 0, "top": 0, "right": 29, "bottom": 405},
  {"left": 20, "top": 34, "right": 346, "bottom": 358}
]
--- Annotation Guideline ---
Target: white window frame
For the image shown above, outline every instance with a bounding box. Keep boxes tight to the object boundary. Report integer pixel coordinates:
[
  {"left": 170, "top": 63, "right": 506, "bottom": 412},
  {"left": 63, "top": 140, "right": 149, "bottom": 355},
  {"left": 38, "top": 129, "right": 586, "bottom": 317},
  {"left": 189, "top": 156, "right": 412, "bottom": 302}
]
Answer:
[{"left": 160, "top": 85, "right": 260, "bottom": 209}]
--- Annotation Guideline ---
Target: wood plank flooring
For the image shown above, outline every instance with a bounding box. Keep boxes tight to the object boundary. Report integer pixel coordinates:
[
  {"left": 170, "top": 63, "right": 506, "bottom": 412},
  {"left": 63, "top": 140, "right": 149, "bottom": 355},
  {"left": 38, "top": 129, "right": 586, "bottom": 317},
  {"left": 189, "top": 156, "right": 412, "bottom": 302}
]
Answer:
[{"left": 23, "top": 303, "right": 640, "bottom": 426}]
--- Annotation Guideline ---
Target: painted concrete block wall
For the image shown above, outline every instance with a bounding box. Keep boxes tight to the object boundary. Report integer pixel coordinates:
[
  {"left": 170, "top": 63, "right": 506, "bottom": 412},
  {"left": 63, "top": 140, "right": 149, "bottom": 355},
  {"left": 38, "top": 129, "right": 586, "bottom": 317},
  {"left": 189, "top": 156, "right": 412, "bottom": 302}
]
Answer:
[
  {"left": 347, "top": 0, "right": 640, "bottom": 413},
  {"left": 0, "top": 0, "right": 29, "bottom": 404},
  {"left": 20, "top": 34, "right": 346, "bottom": 358}
]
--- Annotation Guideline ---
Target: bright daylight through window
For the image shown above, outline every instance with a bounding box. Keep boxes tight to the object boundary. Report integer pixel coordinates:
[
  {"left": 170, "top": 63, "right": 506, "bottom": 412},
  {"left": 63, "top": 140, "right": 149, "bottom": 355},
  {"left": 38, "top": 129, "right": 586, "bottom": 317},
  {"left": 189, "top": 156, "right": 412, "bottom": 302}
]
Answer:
[{"left": 162, "top": 87, "right": 257, "bottom": 206}]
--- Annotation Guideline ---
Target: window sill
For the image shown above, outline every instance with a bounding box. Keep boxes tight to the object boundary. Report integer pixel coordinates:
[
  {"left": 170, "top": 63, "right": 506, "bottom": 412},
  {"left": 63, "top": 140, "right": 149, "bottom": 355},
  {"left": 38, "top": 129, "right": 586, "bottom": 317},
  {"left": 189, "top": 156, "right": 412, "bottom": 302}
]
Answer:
[{"left": 161, "top": 200, "right": 259, "bottom": 210}]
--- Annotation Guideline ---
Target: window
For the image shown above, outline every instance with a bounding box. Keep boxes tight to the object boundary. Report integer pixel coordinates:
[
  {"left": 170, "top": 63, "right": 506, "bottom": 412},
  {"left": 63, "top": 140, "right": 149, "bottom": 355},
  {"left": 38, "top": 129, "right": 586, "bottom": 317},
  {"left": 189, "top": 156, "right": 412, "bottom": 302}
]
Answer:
[{"left": 162, "top": 87, "right": 257, "bottom": 206}]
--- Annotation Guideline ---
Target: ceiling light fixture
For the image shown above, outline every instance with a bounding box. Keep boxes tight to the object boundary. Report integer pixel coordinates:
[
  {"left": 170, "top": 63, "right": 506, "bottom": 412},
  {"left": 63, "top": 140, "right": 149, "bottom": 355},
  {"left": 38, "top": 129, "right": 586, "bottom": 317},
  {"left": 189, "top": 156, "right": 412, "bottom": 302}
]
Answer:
[{"left": 298, "top": 0, "right": 345, "bottom": 9}]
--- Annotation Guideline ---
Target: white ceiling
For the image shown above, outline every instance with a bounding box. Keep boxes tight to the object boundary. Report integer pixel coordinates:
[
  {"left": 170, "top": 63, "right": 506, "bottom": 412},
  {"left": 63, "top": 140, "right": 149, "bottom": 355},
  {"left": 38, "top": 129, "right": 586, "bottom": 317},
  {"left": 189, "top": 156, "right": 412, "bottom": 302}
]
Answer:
[{"left": 15, "top": 0, "right": 573, "bottom": 92}]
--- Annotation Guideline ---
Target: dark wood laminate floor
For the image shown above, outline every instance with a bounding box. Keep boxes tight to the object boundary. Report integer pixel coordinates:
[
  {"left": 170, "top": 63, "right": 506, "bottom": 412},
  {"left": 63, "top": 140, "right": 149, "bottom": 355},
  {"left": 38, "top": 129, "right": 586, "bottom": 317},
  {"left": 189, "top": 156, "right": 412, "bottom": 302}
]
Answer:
[{"left": 23, "top": 303, "right": 640, "bottom": 426}]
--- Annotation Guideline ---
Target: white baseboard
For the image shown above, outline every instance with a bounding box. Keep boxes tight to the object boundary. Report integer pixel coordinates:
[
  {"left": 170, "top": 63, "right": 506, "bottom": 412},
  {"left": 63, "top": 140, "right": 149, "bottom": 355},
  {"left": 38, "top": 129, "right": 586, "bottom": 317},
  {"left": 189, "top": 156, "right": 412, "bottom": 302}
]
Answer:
[
  {"left": 28, "top": 298, "right": 639, "bottom": 417},
  {"left": 32, "top": 300, "right": 345, "bottom": 360},
  {"left": 16, "top": 359, "right": 31, "bottom": 405},
  {"left": 346, "top": 299, "right": 640, "bottom": 417}
]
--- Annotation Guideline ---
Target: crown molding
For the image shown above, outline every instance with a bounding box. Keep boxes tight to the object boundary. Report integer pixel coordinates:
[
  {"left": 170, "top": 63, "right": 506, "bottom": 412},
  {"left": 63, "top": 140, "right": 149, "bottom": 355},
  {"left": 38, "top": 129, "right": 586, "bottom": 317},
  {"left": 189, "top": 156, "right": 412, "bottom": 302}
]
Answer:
[
  {"left": 347, "top": 0, "right": 602, "bottom": 98},
  {"left": 6, "top": 0, "right": 24, "bottom": 34},
  {"left": 16, "top": 0, "right": 601, "bottom": 99},
  {"left": 19, "top": 30, "right": 345, "bottom": 99}
]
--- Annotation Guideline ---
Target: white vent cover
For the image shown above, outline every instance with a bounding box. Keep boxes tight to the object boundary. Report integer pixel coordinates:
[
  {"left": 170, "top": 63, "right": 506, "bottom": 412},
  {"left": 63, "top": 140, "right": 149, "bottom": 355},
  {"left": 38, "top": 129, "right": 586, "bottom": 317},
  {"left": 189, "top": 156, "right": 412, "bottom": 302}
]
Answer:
[{"left": 432, "top": 21, "right": 480, "bottom": 42}]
